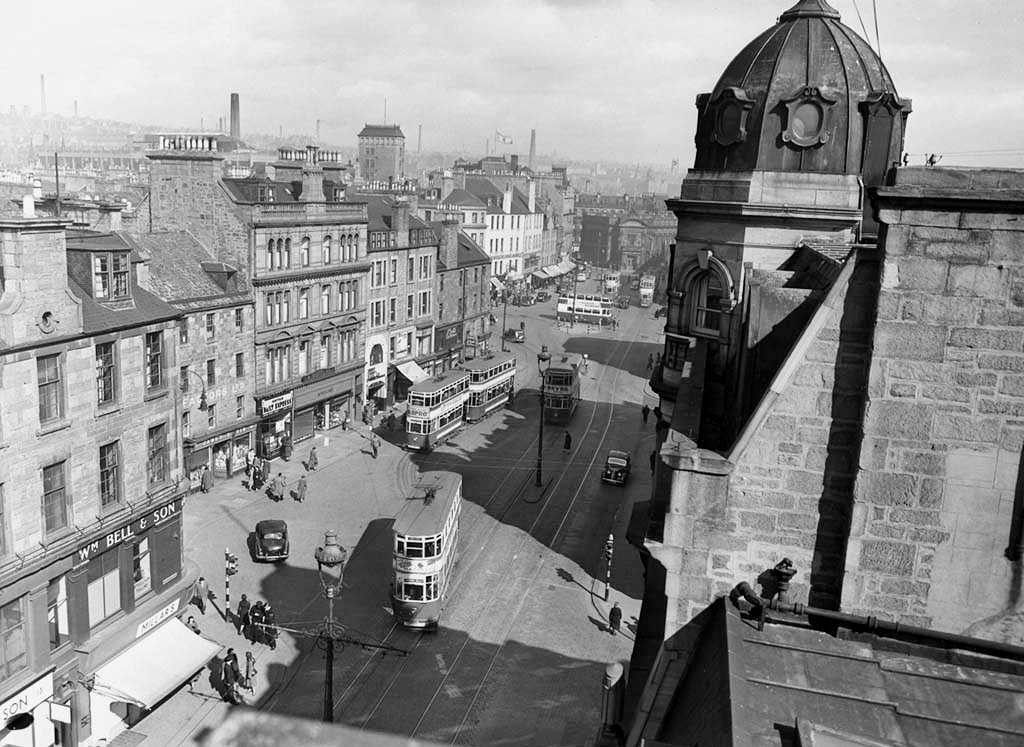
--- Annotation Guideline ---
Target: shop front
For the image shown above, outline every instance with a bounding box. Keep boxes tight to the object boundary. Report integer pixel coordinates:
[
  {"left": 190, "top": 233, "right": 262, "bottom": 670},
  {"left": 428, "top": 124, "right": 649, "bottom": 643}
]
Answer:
[
  {"left": 0, "top": 671, "right": 60, "bottom": 747},
  {"left": 392, "top": 359, "right": 429, "bottom": 402},
  {"left": 292, "top": 367, "right": 360, "bottom": 442},
  {"left": 366, "top": 362, "right": 387, "bottom": 416},
  {"left": 184, "top": 421, "right": 257, "bottom": 486},
  {"left": 256, "top": 391, "right": 293, "bottom": 459},
  {"left": 428, "top": 322, "right": 463, "bottom": 374}
]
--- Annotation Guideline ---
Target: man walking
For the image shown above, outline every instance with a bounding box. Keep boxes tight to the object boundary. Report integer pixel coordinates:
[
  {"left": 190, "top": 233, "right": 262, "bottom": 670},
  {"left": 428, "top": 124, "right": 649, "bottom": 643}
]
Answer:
[
  {"left": 222, "top": 649, "right": 241, "bottom": 704},
  {"left": 641, "top": 404, "right": 650, "bottom": 424},
  {"left": 295, "top": 474, "right": 308, "bottom": 503},
  {"left": 195, "top": 576, "right": 209, "bottom": 615},
  {"left": 236, "top": 594, "right": 251, "bottom": 637},
  {"left": 370, "top": 433, "right": 380, "bottom": 459},
  {"left": 199, "top": 464, "right": 214, "bottom": 494},
  {"left": 563, "top": 431, "right": 572, "bottom": 455},
  {"left": 608, "top": 602, "right": 622, "bottom": 636},
  {"left": 307, "top": 445, "right": 318, "bottom": 471},
  {"left": 270, "top": 473, "right": 286, "bottom": 502},
  {"left": 646, "top": 353, "right": 653, "bottom": 371}
]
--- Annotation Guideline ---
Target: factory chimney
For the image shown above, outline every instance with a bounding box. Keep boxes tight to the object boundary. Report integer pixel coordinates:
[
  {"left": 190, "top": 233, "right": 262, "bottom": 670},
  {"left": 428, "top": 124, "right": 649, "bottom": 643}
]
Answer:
[
  {"left": 528, "top": 129, "right": 536, "bottom": 171},
  {"left": 40, "top": 74, "right": 46, "bottom": 116},
  {"left": 418, "top": 124, "right": 422, "bottom": 154},
  {"left": 230, "top": 93, "right": 240, "bottom": 139}
]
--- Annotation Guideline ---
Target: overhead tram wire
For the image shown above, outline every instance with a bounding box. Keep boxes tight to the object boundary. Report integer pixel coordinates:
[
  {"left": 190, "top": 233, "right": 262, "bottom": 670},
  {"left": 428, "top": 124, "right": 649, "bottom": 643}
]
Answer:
[
  {"left": 872, "top": 0, "right": 881, "bottom": 56},
  {"left": 850, "top": 0, "right": 873, "bottom": 49}
]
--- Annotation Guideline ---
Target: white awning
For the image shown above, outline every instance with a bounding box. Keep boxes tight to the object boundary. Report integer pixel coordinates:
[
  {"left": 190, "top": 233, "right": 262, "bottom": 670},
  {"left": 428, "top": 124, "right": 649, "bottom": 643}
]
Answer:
[
  {"left": 489, "top": 276, "right": 506, "bottom": 291},
  {"left": 394, "top": 360, "right": 429, "bottom": 384},
  {"left": 91, "top": 618, "right": 222, "bottom": 708}
]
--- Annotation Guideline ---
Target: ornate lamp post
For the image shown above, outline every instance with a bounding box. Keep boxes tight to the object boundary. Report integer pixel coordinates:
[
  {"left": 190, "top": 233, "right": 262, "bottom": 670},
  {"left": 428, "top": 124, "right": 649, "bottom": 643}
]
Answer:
[
  {"left": 314, "top": 530, "right": 348, "bottom": 723},
  {"left": 179, "top": 367, "right": 210, "bottom": 410},
  {"left": 536, "top": 345, "right": 552, "bottom": 487}
]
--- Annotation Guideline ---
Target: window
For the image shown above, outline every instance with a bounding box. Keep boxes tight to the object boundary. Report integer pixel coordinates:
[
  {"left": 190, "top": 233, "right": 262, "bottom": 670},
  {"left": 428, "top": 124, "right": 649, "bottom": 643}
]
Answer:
[
  {"left": 99, "top": 442, "right": 121, "bottom": 508},
  {"left": 147, "top": 423, "right": 168, "bottom": 485},
  {"left": 96, "top": 341, "right": 116, "bottom": 405},
  {"left": 267, "top": 345, "right": 291, "bottom": 384},
  {"left": 266, "top": 239, "right": 274, "bottom": 270},
  {"left": 180, "top": 365, "right": 190, "bottom": 393},
  {"left": 206, "top": 359, "right": 216, "bottom": 386},
  {"left": 406, "top": 294, "right": 414, "bottom": 319},
  {"left": 207, "top": 404, "right": 216, "bottom": 429},
  {"left": 133, "top": 538, "right": 152, "bottom": 599},
  {"left": 323, "top": 236, "right": 333, "bottom": 264},
  {"left": 299, "top": 287, "right": 309, "bottom": 319},
  {"left": 0, "top": 597, "right": 27, "bottom": 678},
  {"left": 438, "top": 301, "right": 444, "bottom": 321},
  {"left": 300, "top": 237, "right": 310, "bottom": 266},
  {"left": 320, "top": 285, "right": 331, "bottom": 315},
  {"left": 407, "top": 256, "right": 414, "bottom": 281},
  {"left": 390, "top": 258, "right": 398, "bottom": 284},
  {"left": 320, "top": 335, "right": 332, "bottom": 368},
  {"left": 205, "top": 313, "right": 215, "bottom": 340},
  {"left": 87, "top": 553, "right": 120, "bottom": 627},
  {"left": 47, "top": 577, "right": 69, "bottom": 650},
  {"left": 236, "top": 395, "right": 244, "bottom": 419},
  {"left": 42, "top": 461, "right": 68, "bottom": 536},
  {"left": 692, "top": 273, "right": 723, "bottom": 336},
  {"left": 235, "top": 352, "right": 244, "bottom": 378},
  {"left": 182, "top": 411, "right": 191, "bottom": 438},
  {"left": 389, "top": 298, "right": 396, "bottom": 323},
  {"left": 234, "top": 308, "right": 244, "bottom": 331},
  {"left": 371, "top": 300, "right": 385, "bottom": 327},
  {"left": 406, "top": 332, "right": 413, "bottom": 353},
  {"left": 145, "top": 331, "right": 164, "bottom": 391},
  {"left": 284, "top": 238, "right": 292, "bottom": 267},
  {"left": 418, "top": 290, "right": 430, "bottom": 316},
  {"left": 179, "top": 319, "right": 189, "bottom": 344},
  {"left": 0, "top": 486, "right": 6, "bottom": 557},
  {"left": 38, "top": 354, "right": 64, "bottom": 423},
  {"left": 93, "top": 252, "right": 130, "bottom": 300}
]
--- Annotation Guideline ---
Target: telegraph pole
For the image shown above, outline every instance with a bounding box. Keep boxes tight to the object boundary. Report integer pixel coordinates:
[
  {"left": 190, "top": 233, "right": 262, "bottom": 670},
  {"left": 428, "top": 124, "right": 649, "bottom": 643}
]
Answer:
[{"left": 603, "top": 534, "right": 614, "bottom": 601}]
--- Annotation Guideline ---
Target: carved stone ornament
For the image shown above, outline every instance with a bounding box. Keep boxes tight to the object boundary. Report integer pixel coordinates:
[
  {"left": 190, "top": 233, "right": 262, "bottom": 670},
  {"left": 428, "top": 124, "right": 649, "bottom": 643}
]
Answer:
[
  {"left": 781, "top": 86, "right": 836, "bottom": 148},
  {"left": 710, "top": 87, "right": 755, "bottom": 146}
]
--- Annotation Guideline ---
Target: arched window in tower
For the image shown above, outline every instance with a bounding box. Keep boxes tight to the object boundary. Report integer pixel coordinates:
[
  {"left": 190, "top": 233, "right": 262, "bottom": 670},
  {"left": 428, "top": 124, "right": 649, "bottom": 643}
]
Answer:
[
  {"left": 323, "top": 235, "right": 332, "bottom": 264},
  {"left": 300, "top": 237, "right": 310, "bottom": 267},
  {"left": 284, "top": 238, "right": 292, "bottom": 268},
  {"left": 691, "top": 272, "right": 724, "bottom": 337},
  {"left": 369, "top": 343, "right": 384, "bottom": 365}
]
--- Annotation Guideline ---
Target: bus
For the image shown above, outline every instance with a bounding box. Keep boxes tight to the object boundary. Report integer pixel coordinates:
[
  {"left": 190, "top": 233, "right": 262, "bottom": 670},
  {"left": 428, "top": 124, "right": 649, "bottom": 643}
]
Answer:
[
  {"left": 556, "top": 294, "right": 615, "bottom": 325},
  {"left": 391, "top": 471, "right": 462, "bottom": 629},
  {"left": 405, "top": 369, "right": 471, "bottom": 451},
  {"left": 542, "top": 352, "right": 583, "bottom": 424},
  {"left": 463, "top": 350, "right": 517, "bottom": 422},
  {"left": 603, "top": 271, "right": 620, "bottom": 294},
  {"left": 639, "top": 274, "right": 657, "bottom": 307}
]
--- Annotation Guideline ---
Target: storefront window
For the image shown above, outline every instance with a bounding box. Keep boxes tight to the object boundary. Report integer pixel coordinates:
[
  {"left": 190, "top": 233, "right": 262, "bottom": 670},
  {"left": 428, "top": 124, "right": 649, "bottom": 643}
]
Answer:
[
  {"left": 1, "top": 596, "right": 27, "bottom": 678},
  {"left": 88, "top": 552, "right": 121, "bottom": 628},
  {"left": 48, "top": 576, "right": 69, "bottom": 650},
  {"left": 133, "top": 538, "right": 152, "bottom": 599}
]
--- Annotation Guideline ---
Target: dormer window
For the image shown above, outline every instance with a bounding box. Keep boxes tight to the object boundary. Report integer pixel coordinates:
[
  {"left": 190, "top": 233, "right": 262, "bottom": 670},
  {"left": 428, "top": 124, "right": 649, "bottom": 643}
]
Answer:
[{"left": 93, "top": 252, "right": 131, "bottom": 300}]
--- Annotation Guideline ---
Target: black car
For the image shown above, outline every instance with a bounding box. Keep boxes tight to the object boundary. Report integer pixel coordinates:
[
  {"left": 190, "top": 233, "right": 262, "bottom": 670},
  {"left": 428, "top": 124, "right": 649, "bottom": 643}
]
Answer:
[
  {"left": 504, "top": 328, "right": 525, "bottom": 343},
  {"left": 654, "top": 306, "right": 668, "bottom": 318},
  {"left": 536, "top": 290, "right": 551, "bottom": 302},
  {"left": 601, "top": 450, "right": 632, "bottom": 486},
  {"left": 255, "top": 519, "right": 289, "bottom": 561}
]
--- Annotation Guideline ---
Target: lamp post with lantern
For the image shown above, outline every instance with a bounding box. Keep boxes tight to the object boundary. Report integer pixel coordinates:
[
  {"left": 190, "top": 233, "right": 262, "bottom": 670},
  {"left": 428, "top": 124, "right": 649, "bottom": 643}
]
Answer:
[{"left": 536, "top": 345, "right": 552, "bottom": 487}]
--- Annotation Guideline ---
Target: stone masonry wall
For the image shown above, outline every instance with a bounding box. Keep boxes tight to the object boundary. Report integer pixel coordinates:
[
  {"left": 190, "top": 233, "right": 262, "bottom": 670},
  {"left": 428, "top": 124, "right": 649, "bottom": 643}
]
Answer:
[{"left": 842, "top": 167, "right": 1024, "bottom": 640}]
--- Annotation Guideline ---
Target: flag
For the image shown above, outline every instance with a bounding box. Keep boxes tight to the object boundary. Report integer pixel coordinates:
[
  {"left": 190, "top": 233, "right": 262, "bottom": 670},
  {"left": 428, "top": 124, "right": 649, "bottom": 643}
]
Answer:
[{"left": 495, "top": 130, "right": 513, "bottom": 145}]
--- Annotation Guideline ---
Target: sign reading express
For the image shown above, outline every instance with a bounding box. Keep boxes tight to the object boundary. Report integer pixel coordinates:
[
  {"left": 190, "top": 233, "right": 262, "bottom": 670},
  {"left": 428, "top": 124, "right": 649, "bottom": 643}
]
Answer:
[
  {"left": 76, "top": 499, "right": 181, "bottom": 562},
  {"left": 258, "top": 392, "right": 293, "bottom": 417}
]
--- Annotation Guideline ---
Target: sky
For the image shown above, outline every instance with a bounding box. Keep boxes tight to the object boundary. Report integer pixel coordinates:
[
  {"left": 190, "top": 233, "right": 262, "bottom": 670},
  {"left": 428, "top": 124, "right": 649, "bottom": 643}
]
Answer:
[{"left": 2, "top": 0, "right": 1023, "bottom": 169}]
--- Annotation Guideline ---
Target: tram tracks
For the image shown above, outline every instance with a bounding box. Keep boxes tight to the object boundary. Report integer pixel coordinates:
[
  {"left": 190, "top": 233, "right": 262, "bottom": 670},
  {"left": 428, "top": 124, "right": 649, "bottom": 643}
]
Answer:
[{"left": 342, "top": 314, "right": 646, "bottom": 743}]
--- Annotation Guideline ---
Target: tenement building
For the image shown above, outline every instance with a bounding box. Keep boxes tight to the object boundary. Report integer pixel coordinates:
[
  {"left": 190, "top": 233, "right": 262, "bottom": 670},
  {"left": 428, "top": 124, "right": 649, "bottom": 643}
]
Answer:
[
  {"left": 143, "top": 138, "right": 370, "bottom": 456},
  {"left": 0, "top": 207, "right": 210, "bottom": 746},
  {"left": 430, "top": 220, "right": 493, "bottom": 370},
  {"left": 357, "top": 124, "right": 405, "bottom": 183}
]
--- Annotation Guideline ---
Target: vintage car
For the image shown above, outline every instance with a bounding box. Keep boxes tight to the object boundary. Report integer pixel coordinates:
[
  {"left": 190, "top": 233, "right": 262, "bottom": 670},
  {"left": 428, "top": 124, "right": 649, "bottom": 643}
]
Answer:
[
  {"left": 254, "top": 519, "right": 289, "bottom": 562},
  {"left": 653, "top": 305, "right": 668, "bottom": 318},
  {"left": 504, "top": 328, "right": 525, "bottom": 343},
  {"left": 535, "top": 290, "right": 551, "bottom": 302},
  {"left": 601, "top": 450, "right": 632, "bottom": 486}
]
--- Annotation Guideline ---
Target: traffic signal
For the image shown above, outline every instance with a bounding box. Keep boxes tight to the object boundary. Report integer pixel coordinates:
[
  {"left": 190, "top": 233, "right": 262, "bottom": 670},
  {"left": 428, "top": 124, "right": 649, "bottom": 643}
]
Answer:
[
  {"left": 604, "top": 534, "right": 614, "bottom": 562},
  {"left": 225, "top": 548, "right": 239, "bottom": 576}
]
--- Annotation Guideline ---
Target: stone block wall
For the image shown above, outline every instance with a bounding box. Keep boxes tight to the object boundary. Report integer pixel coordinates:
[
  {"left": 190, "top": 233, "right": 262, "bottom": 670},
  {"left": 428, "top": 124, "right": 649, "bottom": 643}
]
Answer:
[{"left": 842, "top": 167, "right": 1024, "bottom": 639}]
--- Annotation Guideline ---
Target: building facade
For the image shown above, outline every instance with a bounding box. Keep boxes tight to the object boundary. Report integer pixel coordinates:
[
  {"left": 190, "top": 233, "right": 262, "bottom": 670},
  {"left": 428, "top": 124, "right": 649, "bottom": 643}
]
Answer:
[
  {"left": 431, "top": 221, "right": 493, "bottom": 371},
  {"left": 0, "top": 215, "right": 200, "bottom": 747},
  {"left": 357, "top": 124, "right": 405, "bottom": 183}
]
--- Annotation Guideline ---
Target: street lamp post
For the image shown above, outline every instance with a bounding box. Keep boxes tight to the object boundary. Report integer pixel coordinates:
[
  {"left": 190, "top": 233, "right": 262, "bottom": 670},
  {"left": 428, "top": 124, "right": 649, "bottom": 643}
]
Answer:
[
  {"left": 179, "top": 368, "right": 210, "bottom": 411},
  {"left": 501, "top": 292, "right": 510, "bottom": 352},
  {"left": 314, "top": 530, "right": 348, "bottom": 723},
  {"left": 536, "top": 345, "right": 551, "bottom": 487}
]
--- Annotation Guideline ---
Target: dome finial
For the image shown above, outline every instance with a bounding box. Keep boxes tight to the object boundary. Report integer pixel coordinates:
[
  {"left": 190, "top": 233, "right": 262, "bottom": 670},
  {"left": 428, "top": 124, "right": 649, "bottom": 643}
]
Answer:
[{"left": 779, "top": 0, "right": 841, "bottom": 22}]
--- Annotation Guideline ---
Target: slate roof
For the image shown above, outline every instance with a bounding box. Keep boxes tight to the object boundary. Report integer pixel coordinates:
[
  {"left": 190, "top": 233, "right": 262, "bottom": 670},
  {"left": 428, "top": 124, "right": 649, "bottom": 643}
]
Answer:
[
  {"left": 68, "top": 278, "right": 179, "bottom": 336},
  {"left": 438, "top": 189, "right": 486, "bottom": 208},
  {"left": 358, "top": 124, "right": 405, "bottom": 139},
  {"left": 360, "top": 194, "right": 393, "bottom": 231},
  {"left": 125, "top": 231, "right": 248, "bottom": 303},
  {"left": 430, "top": 222, "right": 490, "bottom": 271},
  {"left": 463, "top": 176, "right": 535, "bottom": 215}
]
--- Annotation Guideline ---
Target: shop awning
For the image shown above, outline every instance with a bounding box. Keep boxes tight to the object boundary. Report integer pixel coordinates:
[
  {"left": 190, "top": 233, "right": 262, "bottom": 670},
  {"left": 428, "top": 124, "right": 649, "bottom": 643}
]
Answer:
[
  {"left": 91, "top": 618, "right": 222, "bottom": 708},
  {"left": 531, "top": 269, "right": 550, "bottom": 280},
  {"left": 556, "top": 259, "right": 576, "bottom": 274},
  {"left": 489, "top": 276, "right": 506, "bottom": 291},
  {"left": 394, "top": 360, "right": 429, "bottom": 384}
]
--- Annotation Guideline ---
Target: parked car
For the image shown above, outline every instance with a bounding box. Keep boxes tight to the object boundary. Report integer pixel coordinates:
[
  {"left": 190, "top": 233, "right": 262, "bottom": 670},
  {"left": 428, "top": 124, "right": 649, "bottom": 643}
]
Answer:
[
  {"left": 255, "top": 519, "right": 289, "bottom": 561},
  {"left": 536, "top": 290, "right": 551, "bottom": 302},
  {"left": 654, "top": 306, "right": 668, "bottom": 318},
  {"left": 616, "top": 296, "right": 630, "bottom": 309},
  {"left": 601, "top": 450, "right": 632, "bottom": 486},
  {"left": 504, "top": 328, "right": 525, "bottom": 343}
]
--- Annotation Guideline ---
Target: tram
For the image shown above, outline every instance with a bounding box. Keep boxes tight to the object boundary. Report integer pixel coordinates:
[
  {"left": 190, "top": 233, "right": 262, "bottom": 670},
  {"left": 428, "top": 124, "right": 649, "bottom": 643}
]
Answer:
[
  {"left": 603, "top": 270, "right": 621, "bottom": 294},
  {"left": 639, "top": 274, "right": 657, "bottom": 307},
  {"left": 556, "top": 294, "right": 615, "bottom": 325},
  {"left": 463, "top": 350, "right": 517, "bottom": 422},
  {"left": 542, "top": 352, "right": 583, "bottom": 424},
  {"left": 405, "top": 368, "right": 471, "bottom": 450},
  {"left": 391, "top": 471, "right": 462, "bottom": 629}
]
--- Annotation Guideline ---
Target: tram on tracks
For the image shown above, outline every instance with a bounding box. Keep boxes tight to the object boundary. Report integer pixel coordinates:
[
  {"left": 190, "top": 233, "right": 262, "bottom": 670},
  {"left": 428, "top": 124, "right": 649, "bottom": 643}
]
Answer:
[
  {"left": 391, "top": 471, "right": 462, "bottom": 629},
  {"left": 556, "top": 293, "right": 615, "bottom": 325},
  {"left": 463, "top": 350, "right": 516, "bottom": 422},
  {"left": 405, "top": 368, "right": 471, "bottom": 450},
  {"left": 542, "top": 352, "right": 583, "bottom": 424}
]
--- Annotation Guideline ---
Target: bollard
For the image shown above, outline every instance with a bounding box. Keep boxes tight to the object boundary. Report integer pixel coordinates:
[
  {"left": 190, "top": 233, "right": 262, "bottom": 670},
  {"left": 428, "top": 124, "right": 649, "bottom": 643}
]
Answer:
[{"left": 602, "top": 661, "right": 625, "bottom": 733}]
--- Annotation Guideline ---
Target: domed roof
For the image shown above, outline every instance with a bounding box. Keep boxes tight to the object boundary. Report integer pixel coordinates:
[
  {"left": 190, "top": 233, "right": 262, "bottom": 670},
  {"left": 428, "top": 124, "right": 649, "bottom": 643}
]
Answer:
[{"left": 693, "top": 0, "right": 908, "bottom": 175}]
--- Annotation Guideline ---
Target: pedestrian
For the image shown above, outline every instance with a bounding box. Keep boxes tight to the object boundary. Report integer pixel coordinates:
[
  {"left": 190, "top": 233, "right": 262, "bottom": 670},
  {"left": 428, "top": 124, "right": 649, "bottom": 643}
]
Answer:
[
  {"left": 245, "top": 447, "right": 256, "bottom": 481},
  {"left": 280, "top": 432, "right": 292, "bottom": 461},
  {"left": 270, "top": 473, "right": 286, "bottom": 502},
  {"left": 641, "top": 404, "right": 650, "bottom": 424},
  {"left": 370, "top": 433, "right": 379, "bottom": 459},
  {"left": 295, "top": 474, "right": 308, "bottom": 503},
  {"left": 236, "top": 594, "right": 251, "bottom": 637},
  {"left": 646, "top": 353, "right": 653, "bottom": 371},
  {"left": 186, "top": 615, "right": 201, "bottom": 635},
  {"left": 653, "top": 406, "right": 662, "bottom": 423},
  {"left": 307, "top": 445, "right": 318, "bottom": 471},
  {"left": 259, "top": 457, "right": 271, "bottom": 492},
  {"left": 249, "top": 601, "right": 265, "bottom": 644},
  {"left": 200, "top": 464, "right": 214, "bottom": 494},
  {"left": 222, "top": 648, "right": 241, "bottom": 704},
  {"left": 264, "top": 604, "right": 277, "bottom": 650},
  {"left": 609, "top": 602, "right": 622, "bottom": 635},
  {"left": 195, "top": 576, "right": 208, "bottom": 615},
  {"left": 563, "top": 431, "right": 572, "bottom": 455},
  {"left": 387, "top": 411, "right": 396, "bottom": 431},
  {"left": 655, "top": 352, "right": 662, "bottom": 367},
  {"left": 244, "top": 651, "right": 257, "bottom": 694}
]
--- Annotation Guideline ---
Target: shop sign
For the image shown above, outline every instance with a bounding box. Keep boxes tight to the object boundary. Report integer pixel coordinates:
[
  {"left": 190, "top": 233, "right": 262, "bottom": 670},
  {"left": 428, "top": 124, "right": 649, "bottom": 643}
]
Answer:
[
  {"left": 76, "top": 499, "right": 182, "bottom": 562},
  {"left": 408, "top": 405, "right": 429, "bottom": 418},
  {"left": 136, "top": 598, "right": 181, "bottom": 638},
  {"left": 367, "top": 365, "right": 385, "bottom": 382},
  {"left": 258, "top": 391, "right": 293, "bottom": 416},
  {"left": 1, "top": 672, "right": 53, "bottom": 721}
]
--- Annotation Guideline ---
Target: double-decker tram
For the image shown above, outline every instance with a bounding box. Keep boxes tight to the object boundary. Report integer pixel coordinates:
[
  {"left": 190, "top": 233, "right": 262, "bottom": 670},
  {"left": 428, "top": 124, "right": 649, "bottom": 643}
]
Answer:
[
  {"left": 405, "top": 369, "right": 471, "bottom": 450},
  {"left": 391, "top": 471, "right": 462, "bottom": 629},
  {"left": 463, "top": 350, "right": 516, "bottom": 422},
  {"left": 603, "top": 270, "right": 621, "bottom": 294},
  {"left": 542, "top": 352, "right": 583, "bottom": 424},
  {"left": 556, "top": 294, "right": 614, "bottom": 325}
]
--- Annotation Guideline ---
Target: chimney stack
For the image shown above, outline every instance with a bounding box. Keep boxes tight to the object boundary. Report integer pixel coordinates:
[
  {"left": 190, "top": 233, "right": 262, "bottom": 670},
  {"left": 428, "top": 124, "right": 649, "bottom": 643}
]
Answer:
[
  {"left": 441, "top": 219, "right": 459, "bottom": 270},
  {"left": 300, "top": 145, "right": 324, "bottom": 202},
  {"left": 392, "top": 199, "right": 410, "bottom": 246},
  {"left": 230, "top": 93, "right": 240, "bottom": 139},
  {"left": 528, "top": 129, "right": 536, "bottom": 171}
]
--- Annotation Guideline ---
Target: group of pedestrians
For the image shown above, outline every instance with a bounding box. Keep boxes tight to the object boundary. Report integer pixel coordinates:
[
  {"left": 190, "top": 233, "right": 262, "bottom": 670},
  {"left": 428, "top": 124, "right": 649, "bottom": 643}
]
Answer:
[
  {"left": 234, "top": 593, "right": 278, "bottom": 650},
  {"left": 220, "top": 648, "right": 257, "bottom": 704},
  {"left": 245, "top": 448, "right": 272, "bottom": 494}
]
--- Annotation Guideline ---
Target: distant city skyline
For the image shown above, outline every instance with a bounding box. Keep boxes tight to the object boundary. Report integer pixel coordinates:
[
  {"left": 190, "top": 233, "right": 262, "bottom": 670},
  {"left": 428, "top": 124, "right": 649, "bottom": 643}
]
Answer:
[{"left": 3, "top": 0, "right": 1022, "bottom": 168}]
